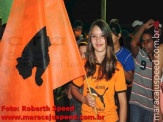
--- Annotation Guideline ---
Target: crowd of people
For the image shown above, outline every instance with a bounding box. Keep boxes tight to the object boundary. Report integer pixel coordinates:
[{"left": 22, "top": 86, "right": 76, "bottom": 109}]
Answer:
[
  {"left": 52, "top": 18, "right": 163, "bottom": 122},
  {"left": 1, "top": 18, "right": 163, "bottom": 122}
]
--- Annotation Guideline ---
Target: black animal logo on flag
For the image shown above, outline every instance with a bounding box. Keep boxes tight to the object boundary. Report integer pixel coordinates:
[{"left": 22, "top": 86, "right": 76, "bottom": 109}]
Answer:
[{"left": 16, "top": 27, "right": 51, "bottom": 86}]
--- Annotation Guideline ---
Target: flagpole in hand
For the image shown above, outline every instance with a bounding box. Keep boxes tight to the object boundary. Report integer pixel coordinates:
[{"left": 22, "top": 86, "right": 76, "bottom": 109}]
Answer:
[{"left": 85, "top": 75, "right": 99, "bottom": 122}]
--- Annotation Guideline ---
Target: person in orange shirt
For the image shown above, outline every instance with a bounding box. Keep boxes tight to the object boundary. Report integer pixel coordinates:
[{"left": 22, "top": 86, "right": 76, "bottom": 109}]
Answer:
[{"left": 71, "top": 19, "right": 127, "bottom": 122}]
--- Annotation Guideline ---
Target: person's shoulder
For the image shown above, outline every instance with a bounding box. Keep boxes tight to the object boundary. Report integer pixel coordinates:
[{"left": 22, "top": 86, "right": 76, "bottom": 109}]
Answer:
[
  {"left": 114, "top": 61, "right": 124, "bottom": 75},
  {"left": 138, "top": 48, "right": 148, "bottom": 57},
  {"left": 136, "top": 48, "right": 152, "bottom": 62},
  {"left": 122, "top": 47, "right": 132, "bottom": 55},
  {"left": 116, "top": 61, "right": 123, "bottom": 69}
]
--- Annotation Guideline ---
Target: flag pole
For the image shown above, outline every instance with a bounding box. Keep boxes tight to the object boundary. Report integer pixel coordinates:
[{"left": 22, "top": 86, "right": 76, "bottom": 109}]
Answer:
[
  {"left": 101, "top": 0, "right": 106, "bottom": 21},
  {"left": 85, "top": 75, "right": 99, "bottom": 121}
]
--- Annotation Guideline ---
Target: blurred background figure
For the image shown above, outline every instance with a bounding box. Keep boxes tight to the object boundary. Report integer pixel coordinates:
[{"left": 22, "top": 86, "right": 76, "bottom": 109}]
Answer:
[
  {"left": 110, "top": 21, "right": 135, "bottom": 122},
  {"left": 72, "top": 19, "right": 84, "bottom": 45},
  {"left": 54, "top": 82, "right": 71, "bottom": 122},
  {"left": 132, "top": 20, "right": 143, "bottom": 33},
  {"left": 54, "top": 38, "right": 88, "bottom": 122},
  {"left": 121, "top": 29, "right": 132, "bottom": 51},
  {"left": 68, "top": 38, "right": 88, "bottom": 122},
  {"left": 110, "top": 18, "right": 119, "bottom": 24},
  {"left": 129, "top": 20, "right": 144, "bottom": 49},
  {"left": 78, "top": 38, "right": 88, "bottom": 59},
  {"left": 130, "top": 20, "right": 143, "bottom": 38}
]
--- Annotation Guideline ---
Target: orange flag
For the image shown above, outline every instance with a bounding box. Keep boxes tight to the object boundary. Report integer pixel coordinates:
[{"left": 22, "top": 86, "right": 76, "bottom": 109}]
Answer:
[{"left": 0, "top": 0, "right": 85, "bottom": 121}]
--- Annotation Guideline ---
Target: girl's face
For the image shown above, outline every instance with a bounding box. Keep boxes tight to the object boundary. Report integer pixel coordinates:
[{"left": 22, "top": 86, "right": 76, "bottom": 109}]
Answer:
[{"left": 91, "top": 25, "right": 106, "bottom": 55}]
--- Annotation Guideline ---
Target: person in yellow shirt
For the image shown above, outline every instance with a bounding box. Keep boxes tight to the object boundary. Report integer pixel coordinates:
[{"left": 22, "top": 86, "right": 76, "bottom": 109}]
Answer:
[{"left": 71, "top": 19, "right": 127, "bottom": 122}]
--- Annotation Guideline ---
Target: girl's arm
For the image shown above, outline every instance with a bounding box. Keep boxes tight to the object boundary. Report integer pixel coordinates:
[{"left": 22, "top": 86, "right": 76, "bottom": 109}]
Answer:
[
  {"left": 118, "top": 92, "right": 127, "bottom": 122},
  {"left": 71, "top": 84, "right": 96, "bottom": 107},
  {"left": 124, "top": 70, "right": 134, "bottom": 83}
]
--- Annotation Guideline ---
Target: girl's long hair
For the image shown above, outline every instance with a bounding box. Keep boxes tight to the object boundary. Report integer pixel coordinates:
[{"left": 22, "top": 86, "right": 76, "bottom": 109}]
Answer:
[{"left": 85, "top": 19, "right": 117, "bottom": 81}]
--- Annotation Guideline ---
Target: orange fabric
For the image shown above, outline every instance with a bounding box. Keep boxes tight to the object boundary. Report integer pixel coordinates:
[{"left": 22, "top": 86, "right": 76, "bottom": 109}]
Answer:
[
  {"left": 73, "top": 61, "right": 127, "bottom": 122},
  {"left": 0, "top": 0, "right": 85, "bottom": 122}
]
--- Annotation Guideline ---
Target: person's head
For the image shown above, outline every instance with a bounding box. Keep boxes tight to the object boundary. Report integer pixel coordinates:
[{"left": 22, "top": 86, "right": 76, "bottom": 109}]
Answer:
[
  {"left": 141, "top": 27, "right": 154, "bottom": 56},
  {"left": 110, "top": 18, "right": 119, "bottom": 24},
  {"left": 121, "top": 30, "right": 132, "bottom": 51},
  {"left": 72, "top": 20, "right": 83, "bottom": 38},
  {"left": 85, "top": 19, "right": 117, "bottom": 80},
  {"left": 88, "top": 19, "right": 114, "bottom": 55},
  {"left": 132, "top": 20, "right": 143, "bottom": 34},
  {"left": 109, "top": 22, "right": 121, "bottom": 45},
  {"left": 78, "top": 38, "right": 88, "bottom": 59}
]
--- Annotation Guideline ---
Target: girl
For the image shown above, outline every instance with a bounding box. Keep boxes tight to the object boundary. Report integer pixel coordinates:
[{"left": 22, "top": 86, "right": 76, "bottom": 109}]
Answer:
[{"left": 71, "top": 19, "right": 127, "bottom": 122}]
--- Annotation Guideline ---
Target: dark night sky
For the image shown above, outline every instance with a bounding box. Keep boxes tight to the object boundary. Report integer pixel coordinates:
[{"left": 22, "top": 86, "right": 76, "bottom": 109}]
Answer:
[{"left": 64, "top": 0, "right": 163, "bottom": 32}]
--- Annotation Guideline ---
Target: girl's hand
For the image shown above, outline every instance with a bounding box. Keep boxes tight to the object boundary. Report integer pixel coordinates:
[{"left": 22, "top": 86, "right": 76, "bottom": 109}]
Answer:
[{"left": 82, "top": 94, "right": 96, "bottom": 107}]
